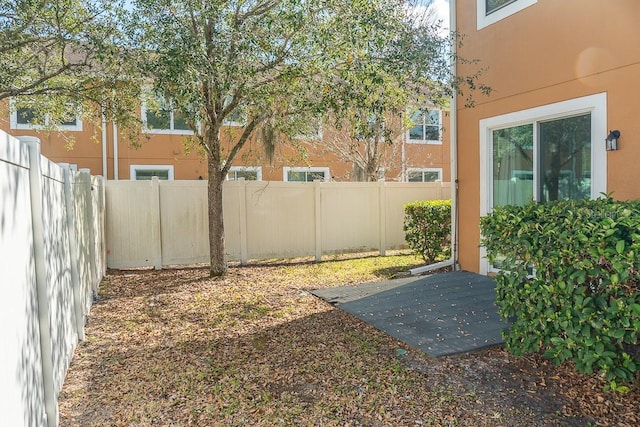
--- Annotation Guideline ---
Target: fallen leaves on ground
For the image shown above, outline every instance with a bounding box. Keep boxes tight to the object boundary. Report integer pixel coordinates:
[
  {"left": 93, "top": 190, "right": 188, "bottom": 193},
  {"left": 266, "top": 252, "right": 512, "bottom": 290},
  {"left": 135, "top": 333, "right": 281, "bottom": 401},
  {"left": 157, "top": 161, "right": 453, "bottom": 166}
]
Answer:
[{"left": 59, "top": 254, "right": 639, "bottom": 426}]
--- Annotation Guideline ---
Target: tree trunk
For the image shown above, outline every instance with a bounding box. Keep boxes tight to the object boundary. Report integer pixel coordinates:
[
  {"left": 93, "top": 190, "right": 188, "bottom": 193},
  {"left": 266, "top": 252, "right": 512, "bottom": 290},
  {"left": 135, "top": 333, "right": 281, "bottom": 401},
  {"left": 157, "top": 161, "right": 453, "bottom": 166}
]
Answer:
[{"left": 208, "top": 156, "right": 227, "bottom": 277}]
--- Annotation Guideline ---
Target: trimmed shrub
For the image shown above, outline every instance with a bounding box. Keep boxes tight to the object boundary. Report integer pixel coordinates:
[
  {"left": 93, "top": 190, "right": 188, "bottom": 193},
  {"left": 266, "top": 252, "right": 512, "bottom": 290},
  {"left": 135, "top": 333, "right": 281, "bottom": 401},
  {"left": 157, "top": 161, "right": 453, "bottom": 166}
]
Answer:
[
  {"left": 480, "top": 198, "right": 640, "bottom": 390},
  {"left": 404, "top": 200, "right": 451, "bottom": 263}
]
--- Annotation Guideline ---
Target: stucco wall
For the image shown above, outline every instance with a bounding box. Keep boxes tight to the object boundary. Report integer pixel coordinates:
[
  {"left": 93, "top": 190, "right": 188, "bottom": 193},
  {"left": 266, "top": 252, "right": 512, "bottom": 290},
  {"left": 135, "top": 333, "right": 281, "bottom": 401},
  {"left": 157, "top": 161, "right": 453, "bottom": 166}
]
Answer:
[
  {"left": 0, "top": 105, "right": 451, "bottom": 182},
  {"left": 456, "top": 0, "right": 640, "bottom": 272}
]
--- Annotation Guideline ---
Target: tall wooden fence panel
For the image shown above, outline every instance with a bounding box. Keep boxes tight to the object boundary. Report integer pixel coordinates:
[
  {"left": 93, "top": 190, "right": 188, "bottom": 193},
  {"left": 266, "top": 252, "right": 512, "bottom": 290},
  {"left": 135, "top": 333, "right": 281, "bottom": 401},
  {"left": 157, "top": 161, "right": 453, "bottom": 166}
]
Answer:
[
  {"left": 0, "top": 131, "right": 104, "bottom": 427},
  {"left": 105, "top": 179, "right": 450, "bottom": 269}
]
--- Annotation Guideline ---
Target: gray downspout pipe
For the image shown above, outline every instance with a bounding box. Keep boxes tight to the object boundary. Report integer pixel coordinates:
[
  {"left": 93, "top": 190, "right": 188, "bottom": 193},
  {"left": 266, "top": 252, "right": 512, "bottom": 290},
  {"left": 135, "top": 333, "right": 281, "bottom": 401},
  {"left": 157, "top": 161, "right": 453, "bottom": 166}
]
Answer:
[{"left": 410, "top": 0, "right": 459, "bottom": 275}]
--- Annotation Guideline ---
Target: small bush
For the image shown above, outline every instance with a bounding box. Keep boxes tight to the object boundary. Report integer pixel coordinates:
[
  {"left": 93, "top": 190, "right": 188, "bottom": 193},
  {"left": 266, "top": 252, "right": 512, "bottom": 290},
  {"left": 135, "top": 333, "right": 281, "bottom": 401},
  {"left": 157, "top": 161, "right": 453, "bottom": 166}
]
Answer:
[
  {"left": 404, "top": 200, "right": 451, "bottom": 263},
  {"left": 480, "top": 198, "right": 640, "bottom": 390}
]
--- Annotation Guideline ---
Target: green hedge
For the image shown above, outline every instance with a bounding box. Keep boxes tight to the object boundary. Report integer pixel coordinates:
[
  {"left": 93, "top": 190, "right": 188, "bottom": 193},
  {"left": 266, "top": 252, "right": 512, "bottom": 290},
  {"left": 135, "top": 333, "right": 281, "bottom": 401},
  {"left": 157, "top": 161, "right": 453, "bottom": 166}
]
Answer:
[
  {"left": 480, "top": 198, "right": 640, "bottom": 390},
  {"left": 403, "top": 200, "right": 451, "bottom": 263}
]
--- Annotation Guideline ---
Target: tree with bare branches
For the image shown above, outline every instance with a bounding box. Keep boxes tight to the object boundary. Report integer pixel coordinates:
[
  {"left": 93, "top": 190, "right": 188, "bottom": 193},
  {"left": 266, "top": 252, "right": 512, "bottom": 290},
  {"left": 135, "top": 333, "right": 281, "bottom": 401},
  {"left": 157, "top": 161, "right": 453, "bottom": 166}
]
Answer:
[{"left": 319, "top": 2, "right": 453, "bottom": 182}]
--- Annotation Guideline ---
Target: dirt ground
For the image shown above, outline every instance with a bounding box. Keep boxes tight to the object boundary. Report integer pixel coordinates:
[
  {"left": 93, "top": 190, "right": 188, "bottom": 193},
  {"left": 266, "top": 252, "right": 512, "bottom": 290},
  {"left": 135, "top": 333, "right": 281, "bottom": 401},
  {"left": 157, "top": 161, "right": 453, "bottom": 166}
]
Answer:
[{"left": 59, "top": 255, "right": 639, "bottom": 426}]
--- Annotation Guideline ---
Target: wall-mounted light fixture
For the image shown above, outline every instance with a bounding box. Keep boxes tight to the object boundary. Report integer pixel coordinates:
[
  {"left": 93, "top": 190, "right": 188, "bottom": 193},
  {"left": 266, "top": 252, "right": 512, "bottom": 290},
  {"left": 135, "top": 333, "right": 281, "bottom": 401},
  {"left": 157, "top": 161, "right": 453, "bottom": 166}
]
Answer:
[{"left": 606, "top": 130, "right": 620, "bottom": 151}]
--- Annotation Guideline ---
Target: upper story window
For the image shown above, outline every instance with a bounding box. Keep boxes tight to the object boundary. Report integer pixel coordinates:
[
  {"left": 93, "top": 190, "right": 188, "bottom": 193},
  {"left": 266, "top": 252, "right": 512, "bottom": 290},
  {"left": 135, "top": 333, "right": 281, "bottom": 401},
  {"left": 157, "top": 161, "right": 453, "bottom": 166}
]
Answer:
[
  {"left": 141, "top": 93, "right": 193, "bottom": 135},
  {"left": 407, "top": 109, "right": 441, "bottom": 144},
  {"left": 283, "top": 166, "right": 329, "bottom": 182},
  {"left": 477, "top": 0, "right": 537, "bottom": 30},
  {"left": 10, "top": 101, "right": 83, "bottom": 131},
  {"left": 227, "top": 166, "right": 262, "bottom": 181},
  {"left": 486, "top": 0, "right": 516, "bottom": 14}
]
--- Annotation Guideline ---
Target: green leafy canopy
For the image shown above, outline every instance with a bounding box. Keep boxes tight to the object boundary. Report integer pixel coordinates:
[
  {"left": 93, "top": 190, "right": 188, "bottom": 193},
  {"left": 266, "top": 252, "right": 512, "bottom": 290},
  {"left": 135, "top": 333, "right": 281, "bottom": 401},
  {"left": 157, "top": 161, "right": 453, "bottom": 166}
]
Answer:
[
  {"left": 0, "top": 0, "right": 144, "bottom": 133},
  {"left": 126, "top": 0, "right": 449, "bottom": 275}
]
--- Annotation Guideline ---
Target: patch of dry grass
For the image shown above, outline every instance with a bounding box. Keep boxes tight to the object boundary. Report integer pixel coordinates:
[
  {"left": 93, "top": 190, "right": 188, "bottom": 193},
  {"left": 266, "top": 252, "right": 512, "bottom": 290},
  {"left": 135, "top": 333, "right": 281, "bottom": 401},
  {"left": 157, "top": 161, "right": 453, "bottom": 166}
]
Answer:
[{"left": 59, "top": 254, "right": 639, "bottom": 426}]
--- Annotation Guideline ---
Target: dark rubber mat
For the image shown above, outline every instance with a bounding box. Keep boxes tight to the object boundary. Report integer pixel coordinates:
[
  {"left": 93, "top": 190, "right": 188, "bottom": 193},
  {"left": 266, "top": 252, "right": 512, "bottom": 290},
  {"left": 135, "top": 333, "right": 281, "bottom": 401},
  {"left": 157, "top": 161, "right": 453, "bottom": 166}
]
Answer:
[{"left": 312, "top": 271, "right": 506, "bottom": 357}]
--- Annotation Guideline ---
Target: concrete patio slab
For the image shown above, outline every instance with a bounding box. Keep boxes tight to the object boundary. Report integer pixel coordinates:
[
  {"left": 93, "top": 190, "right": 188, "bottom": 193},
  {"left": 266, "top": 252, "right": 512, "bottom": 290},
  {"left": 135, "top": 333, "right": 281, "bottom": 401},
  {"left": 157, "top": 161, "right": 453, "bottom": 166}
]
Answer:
[{"left": 312, "top": 271, "right": 507, "bottom": 357}]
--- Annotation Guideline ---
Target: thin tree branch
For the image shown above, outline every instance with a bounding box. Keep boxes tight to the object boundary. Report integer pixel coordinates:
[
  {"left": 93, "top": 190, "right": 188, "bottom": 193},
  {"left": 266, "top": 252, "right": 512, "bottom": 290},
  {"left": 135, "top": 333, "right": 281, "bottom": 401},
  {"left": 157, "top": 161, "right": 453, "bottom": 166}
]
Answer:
[{"left": 222, "top": 115, "right": 264, "bottom": 176}]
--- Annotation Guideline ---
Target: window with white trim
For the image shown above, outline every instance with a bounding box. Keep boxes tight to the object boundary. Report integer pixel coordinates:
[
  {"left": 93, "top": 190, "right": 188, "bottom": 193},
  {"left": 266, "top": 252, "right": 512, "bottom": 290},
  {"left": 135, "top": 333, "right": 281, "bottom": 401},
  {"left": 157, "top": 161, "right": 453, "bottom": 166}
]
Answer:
[
  {"left": 479, "top": 93, "right": 607, "bottom": 273},
  {"left": 477, "top": 0, "right": 537, "bottom": 30},
  {"left": 407, "top": 168, "right": 442, "bottom": 183},
  {"left": 10, "top": 101, "right": 82, "bottom": 131},
  {"left": 130, "top": 165, "right": 175, "bottom": 180},
  {"left": 283, "top": 167, "right": 329, "bottom": 182},
  {"left": 227, "top": 166, "right": 262, "bottom": 181},
  {"left": 486, "top": 0, "right": 517, "bottom": 14},
  {"left": 141, "top": 92, "right": 193, "bottom": 134},
  {"left": 407, "top": 109, "right": 441, "bottom": 144}
]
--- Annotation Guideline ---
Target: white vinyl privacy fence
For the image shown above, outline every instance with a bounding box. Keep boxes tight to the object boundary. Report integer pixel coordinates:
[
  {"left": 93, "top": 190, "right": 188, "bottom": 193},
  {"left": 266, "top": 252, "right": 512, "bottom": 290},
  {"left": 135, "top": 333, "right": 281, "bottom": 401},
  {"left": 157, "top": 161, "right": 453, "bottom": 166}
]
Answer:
[
  {"left": 105, "top": 179, "right": 450, "bottom": 269},
  {"left": 0, "top": 132, "right": 105, "bottom": 427}
]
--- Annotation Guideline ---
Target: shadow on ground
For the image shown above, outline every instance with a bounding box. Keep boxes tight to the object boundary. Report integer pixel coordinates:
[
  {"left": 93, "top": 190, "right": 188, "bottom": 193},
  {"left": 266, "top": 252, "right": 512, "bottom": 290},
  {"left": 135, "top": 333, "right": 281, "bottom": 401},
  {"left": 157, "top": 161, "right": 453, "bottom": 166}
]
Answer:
[{"left": 61, "top": 304, "right": 592, "bottom": 426}]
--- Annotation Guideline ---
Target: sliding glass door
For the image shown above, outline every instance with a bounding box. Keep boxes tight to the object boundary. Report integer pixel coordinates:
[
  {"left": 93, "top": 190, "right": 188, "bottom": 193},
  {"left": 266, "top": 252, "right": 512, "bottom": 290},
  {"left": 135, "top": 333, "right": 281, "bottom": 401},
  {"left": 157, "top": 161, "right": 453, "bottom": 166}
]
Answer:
[
  {"left": 492, "top": 113, "right": 591, "bottom": 208},
  {"left": 479, "top": 94, "right": 607, "bottom": 275}
]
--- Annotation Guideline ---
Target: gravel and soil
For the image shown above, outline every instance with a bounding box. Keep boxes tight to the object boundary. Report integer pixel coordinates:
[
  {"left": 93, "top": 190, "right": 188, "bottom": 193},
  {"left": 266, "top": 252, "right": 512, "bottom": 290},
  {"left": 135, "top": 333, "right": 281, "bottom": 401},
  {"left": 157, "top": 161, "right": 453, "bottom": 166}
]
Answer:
[{"left": 59, "top": 254, "right": 639, "bottom": 426}]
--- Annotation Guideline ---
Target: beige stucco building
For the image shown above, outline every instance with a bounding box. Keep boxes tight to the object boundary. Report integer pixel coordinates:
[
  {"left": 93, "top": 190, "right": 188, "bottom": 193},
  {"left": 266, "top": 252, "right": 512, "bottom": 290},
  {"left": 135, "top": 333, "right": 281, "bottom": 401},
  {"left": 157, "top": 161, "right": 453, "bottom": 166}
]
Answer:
[{"left": 0, "top": 102, "right": 450, "bottom": 184}]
